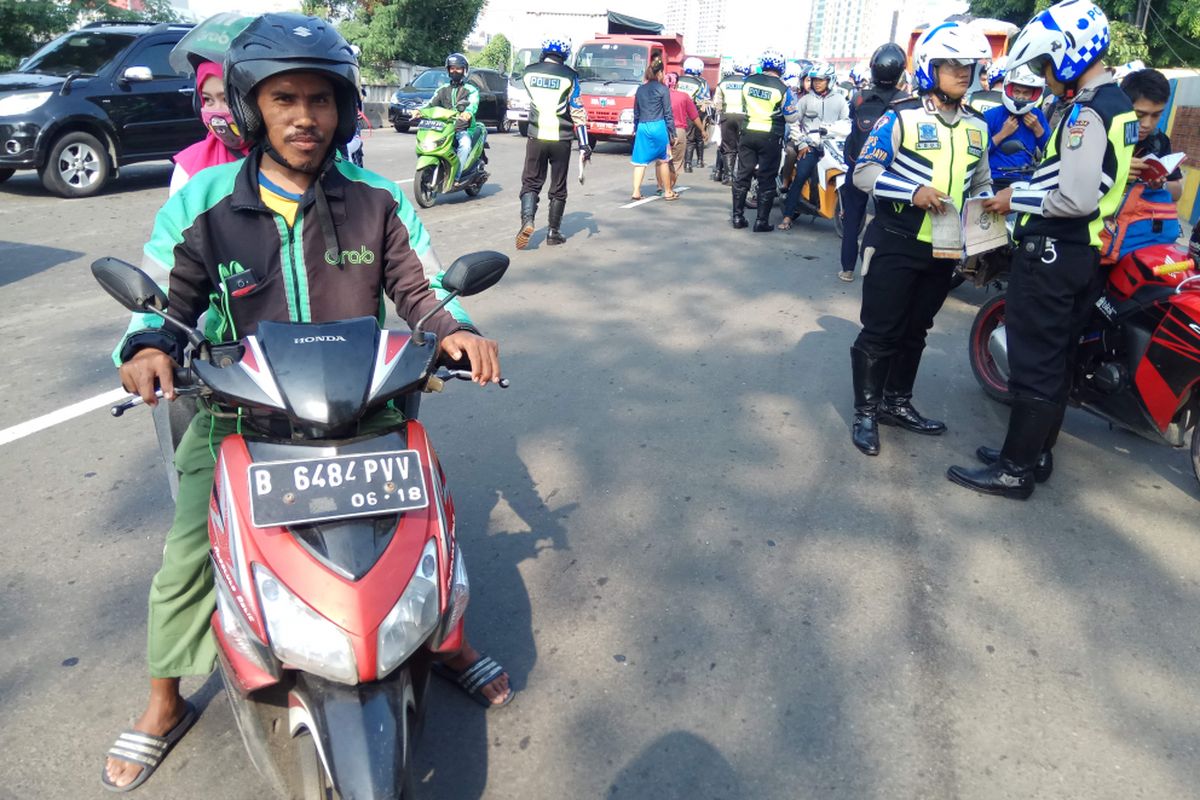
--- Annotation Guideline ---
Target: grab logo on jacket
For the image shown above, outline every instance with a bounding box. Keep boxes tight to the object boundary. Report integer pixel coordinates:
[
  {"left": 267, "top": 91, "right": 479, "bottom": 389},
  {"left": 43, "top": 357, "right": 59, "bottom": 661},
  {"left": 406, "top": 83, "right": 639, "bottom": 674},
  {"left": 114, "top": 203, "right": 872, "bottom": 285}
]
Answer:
[{"left": 325, "top": 245, "right": 376, "bottom": 266}]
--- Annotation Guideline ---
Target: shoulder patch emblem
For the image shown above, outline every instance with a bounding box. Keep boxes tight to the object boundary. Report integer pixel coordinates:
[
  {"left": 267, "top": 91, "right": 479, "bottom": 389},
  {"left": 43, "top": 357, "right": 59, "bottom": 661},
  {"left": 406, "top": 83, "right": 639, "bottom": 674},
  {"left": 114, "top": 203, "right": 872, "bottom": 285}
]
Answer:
[{"left": 966, "top": 127, "right": 984, "bottom": 157}]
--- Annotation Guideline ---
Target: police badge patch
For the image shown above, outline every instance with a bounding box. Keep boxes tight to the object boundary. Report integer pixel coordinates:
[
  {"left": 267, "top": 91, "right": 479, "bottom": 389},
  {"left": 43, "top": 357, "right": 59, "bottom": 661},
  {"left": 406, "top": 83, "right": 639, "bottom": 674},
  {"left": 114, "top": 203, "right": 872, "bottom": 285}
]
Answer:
[
  {"left": 966, "top": 127, "right": 983, "bottom": 157},
  {"left": 916, "top": 122, "right": 940, "bottom": 150},
  {"left": 1124, "top": 120, "right": 1139, "bottom": 146}
]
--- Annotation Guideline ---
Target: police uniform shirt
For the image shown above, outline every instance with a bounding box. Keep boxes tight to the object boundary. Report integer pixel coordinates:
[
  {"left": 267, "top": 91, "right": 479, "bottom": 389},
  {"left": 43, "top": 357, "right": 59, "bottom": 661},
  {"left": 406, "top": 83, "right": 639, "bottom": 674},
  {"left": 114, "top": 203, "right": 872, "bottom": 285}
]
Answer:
[
  {"left": 1010, "top": 72, "right": 1137, "bottom": 247},
  {"left": 853, "top": 96, "right": 993, "bottom": 242},
  {"left": 715, "top": 74, "right": 747, "bottom": 116},
  {"left": 739, "top": 72, "right": 799, "bottom": 137},
  {"left": 522, "top": 58, "right": 587, "bottom": 142}
]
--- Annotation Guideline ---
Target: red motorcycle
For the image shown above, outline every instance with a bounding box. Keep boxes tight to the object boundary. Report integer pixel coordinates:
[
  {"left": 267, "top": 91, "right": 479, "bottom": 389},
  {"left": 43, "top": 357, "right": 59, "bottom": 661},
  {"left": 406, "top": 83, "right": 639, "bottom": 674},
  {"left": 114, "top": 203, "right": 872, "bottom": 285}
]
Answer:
[
  {"left": 93, "top": 252, "right": 508, "bottom": 799},
  {"left": 969, "top": 242, "right": 1200, "bottom": 488}
]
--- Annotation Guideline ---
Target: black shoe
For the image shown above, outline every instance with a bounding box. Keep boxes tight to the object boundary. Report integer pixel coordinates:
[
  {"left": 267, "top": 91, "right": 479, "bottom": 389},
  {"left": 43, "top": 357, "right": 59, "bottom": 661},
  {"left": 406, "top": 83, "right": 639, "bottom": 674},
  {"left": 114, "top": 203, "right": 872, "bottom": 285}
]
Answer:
[
  {"left": 684, "top": 163, "right": 693, "bottom": 173},
  {"left": 731, "top": 189, "right": 748, "bottom": 229},
  {"left": 545, "top": 198, "right": 566, "bottom": 245},
  {"left": 752, "top": 196, "right": 774, "bottom": 232},
  {"left": 853, "top": 413, "right": 880, "bottom": 456},
  {"left": 947, "top": 396, "right": 1060, "bottom": 499},
  {"left": 880, "top": 398, "right": 946, "bottom": 435},
  {"left": 850, "top": 345, "right": 890, "bottom": 456},
  {"left": 946, "top": 461, "right": 1034, "bottom": 499},
  {"left": 976, "top": 446, "right": 1053, "bottom": 482},
  {"left": 516, "top": 192, "right": 538, "bottom": 250}
]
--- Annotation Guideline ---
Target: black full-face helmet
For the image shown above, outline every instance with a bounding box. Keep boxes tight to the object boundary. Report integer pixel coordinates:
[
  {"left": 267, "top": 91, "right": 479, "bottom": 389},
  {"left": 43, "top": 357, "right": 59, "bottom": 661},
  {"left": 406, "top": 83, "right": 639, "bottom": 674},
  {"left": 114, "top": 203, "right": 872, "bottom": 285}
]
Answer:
[
  {"left": 225, "top": 13, "right": 361, "bottom": 147},
  {"left": 870, "top": 42, "right": 906, "bottom": 88},
  {"left": 446, "top": 52, "right": 469, "bottom": 84}
]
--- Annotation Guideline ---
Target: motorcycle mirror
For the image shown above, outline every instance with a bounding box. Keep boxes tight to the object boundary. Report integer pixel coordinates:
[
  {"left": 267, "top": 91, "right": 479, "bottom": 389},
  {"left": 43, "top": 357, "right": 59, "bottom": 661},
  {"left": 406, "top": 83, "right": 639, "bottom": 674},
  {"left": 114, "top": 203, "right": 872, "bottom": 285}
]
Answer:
[
  {"left": 999, "top": 139, "right": 1027, "bottom": 156},
  {"left": 91, "top": 257, "right": 168, "bottom": 312},
  {"left": 442, "top": 251, "right": 510, "bottom": 297}
]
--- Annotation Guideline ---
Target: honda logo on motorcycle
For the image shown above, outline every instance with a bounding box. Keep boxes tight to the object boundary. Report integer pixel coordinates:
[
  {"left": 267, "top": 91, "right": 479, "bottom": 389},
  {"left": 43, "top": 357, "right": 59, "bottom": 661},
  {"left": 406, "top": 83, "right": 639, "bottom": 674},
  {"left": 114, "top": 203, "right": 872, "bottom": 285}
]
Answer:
[{"left": 293, "top": 335, "right": 348, "bottom": 344}]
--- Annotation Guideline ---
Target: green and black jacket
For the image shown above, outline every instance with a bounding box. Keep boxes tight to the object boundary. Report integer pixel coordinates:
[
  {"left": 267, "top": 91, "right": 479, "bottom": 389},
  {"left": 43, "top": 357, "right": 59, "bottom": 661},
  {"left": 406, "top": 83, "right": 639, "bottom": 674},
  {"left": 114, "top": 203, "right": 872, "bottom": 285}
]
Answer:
[{"left": 115, "top": 149, "right": 473, "bottom": 365}]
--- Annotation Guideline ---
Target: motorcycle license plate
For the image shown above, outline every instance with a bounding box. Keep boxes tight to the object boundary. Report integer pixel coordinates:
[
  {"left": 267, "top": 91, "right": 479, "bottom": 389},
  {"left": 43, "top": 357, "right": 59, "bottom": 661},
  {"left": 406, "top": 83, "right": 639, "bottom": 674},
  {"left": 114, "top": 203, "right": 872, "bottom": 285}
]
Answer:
[
  {"left": 417, "top": 119, "right": 445, "bottom": 130},
  {"left": 247, "top": 450, "right": 428, "bottom": 528}
]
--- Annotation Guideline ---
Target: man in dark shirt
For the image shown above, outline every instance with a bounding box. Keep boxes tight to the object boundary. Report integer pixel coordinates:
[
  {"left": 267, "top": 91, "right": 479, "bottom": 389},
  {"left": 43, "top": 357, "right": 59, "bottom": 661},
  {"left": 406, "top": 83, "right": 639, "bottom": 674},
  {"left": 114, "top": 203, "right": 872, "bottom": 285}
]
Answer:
[{"left": 1120, "top": 68, "right": 1183, "bottom": 201}]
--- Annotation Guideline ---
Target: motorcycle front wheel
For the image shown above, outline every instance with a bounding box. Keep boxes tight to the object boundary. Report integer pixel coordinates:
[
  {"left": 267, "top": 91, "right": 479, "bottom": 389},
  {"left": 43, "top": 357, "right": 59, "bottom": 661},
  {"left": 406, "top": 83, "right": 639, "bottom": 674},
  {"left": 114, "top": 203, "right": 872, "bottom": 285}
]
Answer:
[
  {"left": 969, "top": 293, "right": 1013, "bottom": 405},
  {"left": 295, "top": 729, "right": 339, "bottom": 800},
  {"left": 414, "top": 165, "right": 439, "bottom": 209}
]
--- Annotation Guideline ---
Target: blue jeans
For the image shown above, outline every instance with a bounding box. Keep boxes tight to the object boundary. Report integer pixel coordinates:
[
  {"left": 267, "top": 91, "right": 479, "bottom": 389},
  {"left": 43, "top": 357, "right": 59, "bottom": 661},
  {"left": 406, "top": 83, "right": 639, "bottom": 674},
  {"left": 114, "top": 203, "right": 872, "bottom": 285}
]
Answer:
[
  {"left": 456, "top": 128, "right": 483, "bottom": 173},
  {"left": 782, "top": 149, "right": 821, "bottom": 219}
]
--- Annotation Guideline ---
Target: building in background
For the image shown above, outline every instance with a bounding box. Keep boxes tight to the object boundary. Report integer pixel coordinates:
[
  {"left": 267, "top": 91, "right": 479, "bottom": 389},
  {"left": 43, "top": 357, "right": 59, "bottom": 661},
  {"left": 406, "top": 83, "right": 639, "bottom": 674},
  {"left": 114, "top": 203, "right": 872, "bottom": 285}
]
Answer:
[
  {"left": 664, "top": 0, "right": 724, "bottom": 56},
  {"left": 807, "top": 0, "right": 967, "bottom": 70}
]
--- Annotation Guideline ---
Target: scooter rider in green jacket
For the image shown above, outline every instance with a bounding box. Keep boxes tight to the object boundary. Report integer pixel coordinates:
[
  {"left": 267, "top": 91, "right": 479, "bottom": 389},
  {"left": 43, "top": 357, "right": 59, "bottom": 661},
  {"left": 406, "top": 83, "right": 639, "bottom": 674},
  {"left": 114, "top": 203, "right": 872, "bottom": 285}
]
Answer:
[{"left": 425, "top": 52, "right": 486, "bottom": 175}]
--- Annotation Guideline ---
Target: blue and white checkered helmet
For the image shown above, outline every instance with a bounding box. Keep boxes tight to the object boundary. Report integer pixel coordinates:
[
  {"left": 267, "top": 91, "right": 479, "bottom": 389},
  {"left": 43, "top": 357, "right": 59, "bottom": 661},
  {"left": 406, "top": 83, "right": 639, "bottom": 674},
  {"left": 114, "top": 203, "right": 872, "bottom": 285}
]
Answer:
[
  {"left": 986, "top": 56, "right": 1007, "bottom": 86},
  {"left": 1006, "top": 0, "right": 1109, "bottom": 84},
  {"left": 541, "top": 37, "right": 571, "bottom": 61},
  {"left": 733, "top": 59, "right": 753, "bottom": 76},
  {"left": 683, "top": 57, "right": 704, "bottom": 76},
  {"left": 808, "top": 62, "right": 837, "bottom": 82},
  {"left": 912, "top": 20, "right": 992, "bottom": 92},
  {"left": 759, "top": 49, "right": 786, "bottom": 75}
]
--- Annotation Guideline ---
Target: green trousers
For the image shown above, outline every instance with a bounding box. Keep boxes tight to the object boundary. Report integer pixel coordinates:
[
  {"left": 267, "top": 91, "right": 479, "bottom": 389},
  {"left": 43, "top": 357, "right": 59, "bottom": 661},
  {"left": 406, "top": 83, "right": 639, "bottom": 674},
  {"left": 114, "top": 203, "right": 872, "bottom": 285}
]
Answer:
[{"left": 147, "top": 406, "right": 406, "bottom": 678}]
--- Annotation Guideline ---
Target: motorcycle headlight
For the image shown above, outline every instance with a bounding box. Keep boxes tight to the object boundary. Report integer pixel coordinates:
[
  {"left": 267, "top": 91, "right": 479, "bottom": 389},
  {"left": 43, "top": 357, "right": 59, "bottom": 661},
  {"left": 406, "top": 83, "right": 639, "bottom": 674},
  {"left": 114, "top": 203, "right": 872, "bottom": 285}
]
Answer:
[
  {"left": 419, "top": 137, "right": 441, "bottom": 152},
  {"left": 378, "top": 537, "right": 441, "bottom": 678},
  {"left": 0, "top": 91, "right": 52, "bottom": 117},
  {"left": 253, "top": 564, "right": 358, "bottom": 684}
]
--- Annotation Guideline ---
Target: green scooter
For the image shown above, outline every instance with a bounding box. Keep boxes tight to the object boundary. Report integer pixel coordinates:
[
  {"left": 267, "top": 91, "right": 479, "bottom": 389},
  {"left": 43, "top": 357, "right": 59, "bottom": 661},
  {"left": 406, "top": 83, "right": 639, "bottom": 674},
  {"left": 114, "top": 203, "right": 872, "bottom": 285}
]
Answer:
[{"left": 412, "top": 106, "right": 488, "bottom": 208}]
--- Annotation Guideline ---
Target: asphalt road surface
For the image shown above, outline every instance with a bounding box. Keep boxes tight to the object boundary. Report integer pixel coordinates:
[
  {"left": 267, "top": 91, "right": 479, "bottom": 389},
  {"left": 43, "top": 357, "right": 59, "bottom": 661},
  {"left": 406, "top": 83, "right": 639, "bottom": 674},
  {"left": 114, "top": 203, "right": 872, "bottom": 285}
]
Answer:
[{"left": 1, "top": 128, "right": 1198, "bottom": 800}]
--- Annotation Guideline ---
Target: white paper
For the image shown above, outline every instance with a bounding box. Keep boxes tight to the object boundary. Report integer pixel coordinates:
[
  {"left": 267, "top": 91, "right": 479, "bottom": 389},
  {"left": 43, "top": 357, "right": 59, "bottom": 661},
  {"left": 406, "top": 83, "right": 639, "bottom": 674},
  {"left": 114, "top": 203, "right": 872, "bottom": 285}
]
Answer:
[
  {"left": 930, "top": 197, "right": 964, "bottom": 259},
  {"left": 963, "top": 198, "right": 1010, "bottom": 257}
]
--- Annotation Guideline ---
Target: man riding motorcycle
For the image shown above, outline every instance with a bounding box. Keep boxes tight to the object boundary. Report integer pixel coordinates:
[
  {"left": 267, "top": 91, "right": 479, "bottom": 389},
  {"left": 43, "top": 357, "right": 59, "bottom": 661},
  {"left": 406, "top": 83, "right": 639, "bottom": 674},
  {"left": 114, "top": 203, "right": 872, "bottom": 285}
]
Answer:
[
  {"left": 983, "top": 64, "right": 1049, "bottom": 190},
  {"left": 425, "top": 52, "right": 486, "bottom": 176},
  {"left": 779, "top": 62, "right": 848, "bottom": 231},
  {"left": 101, "top": 14, "right": 512, "bottom": 793}
]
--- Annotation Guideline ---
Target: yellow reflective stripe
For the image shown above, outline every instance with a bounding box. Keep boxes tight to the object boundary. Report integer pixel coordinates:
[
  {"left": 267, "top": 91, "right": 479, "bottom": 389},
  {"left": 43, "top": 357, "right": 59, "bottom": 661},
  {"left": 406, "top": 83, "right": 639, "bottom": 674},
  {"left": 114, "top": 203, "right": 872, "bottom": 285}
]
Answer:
[
  {"left": 1093, "top": 108, "right": 1137, "bottom": 246},
  {"left": 743, "top": 83, "right": 782, "bottom": 132}
]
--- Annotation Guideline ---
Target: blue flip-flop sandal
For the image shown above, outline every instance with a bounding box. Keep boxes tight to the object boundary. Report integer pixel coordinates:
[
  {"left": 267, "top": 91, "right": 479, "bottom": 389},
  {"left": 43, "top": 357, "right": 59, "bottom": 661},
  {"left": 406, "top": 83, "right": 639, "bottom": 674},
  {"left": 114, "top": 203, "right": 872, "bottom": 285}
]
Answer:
[
  {"left": 432, "top": 654, "right": 516, "bottom": 710},
  {"left": 100, "top": 701, "right": 197, "bottom": 793}
]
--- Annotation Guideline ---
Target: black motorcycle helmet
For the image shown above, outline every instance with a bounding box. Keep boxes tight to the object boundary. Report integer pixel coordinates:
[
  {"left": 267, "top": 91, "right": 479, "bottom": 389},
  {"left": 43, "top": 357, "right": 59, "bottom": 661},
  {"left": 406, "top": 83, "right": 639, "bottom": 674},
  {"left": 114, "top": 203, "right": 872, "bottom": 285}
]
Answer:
[
  {"left": 446, "top": 52, "right": 469, "bottom": 85},
  {"left": 869, "top": 43, "right": 906, "bottom": 88},
  {"left": 225, "top": 13, "right": 361, "bottom": 148}
]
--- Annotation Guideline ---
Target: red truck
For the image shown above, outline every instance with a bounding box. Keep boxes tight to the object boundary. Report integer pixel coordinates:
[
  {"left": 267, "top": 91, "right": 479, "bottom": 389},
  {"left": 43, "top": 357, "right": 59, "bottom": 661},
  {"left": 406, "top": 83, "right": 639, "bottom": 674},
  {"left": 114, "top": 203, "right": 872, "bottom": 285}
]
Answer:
[{"left": 573, "top": 33, "right": 720, "bottom": 142}]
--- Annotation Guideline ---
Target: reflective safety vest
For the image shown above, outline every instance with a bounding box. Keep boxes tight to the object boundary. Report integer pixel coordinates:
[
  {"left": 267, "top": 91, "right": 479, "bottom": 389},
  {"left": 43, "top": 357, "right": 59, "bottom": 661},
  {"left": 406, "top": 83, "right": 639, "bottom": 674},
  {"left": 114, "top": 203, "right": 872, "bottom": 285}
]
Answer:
[
  {"left": 874, "top": 99, "right": 989, "bottom": 244},
  {"left": 718, "top": 76, "right": 746, "bottom": 116},
  {"left": 1015, "top": 83, "right": 1137, "bottom": 248},
  {"left": 523, "top": 59, "right": 579, "bottom": 142},
  {"left": 741, "top": 73, "right": 787, "bottom": 136},
  {"left": 677, "top": 75, "right": 708, "bottom": 102}
]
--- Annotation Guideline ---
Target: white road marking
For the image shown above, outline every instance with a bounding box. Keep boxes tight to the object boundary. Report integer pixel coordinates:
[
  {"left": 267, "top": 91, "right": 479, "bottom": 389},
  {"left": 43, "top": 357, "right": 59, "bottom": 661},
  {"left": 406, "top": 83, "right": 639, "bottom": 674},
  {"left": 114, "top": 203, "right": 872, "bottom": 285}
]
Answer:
[
  {"left": 397, "top": 178, "right": 414, "bottom": 183},
  {"left": 0, "top": 388, "right": 130, "bottom": 447},
  {"left": 620, "top": 186, "right": 690, "bottom": 209}
]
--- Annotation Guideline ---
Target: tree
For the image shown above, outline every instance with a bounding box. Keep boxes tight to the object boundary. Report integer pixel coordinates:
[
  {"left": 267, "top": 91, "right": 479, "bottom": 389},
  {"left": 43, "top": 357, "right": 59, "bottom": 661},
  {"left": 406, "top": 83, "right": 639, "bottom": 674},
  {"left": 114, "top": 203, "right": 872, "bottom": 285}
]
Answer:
[
  {"left": 968, "top": 0, "right": 1199, "bottom": 66},
  {"left": 0, "top": 0, "right": 180, "bottom": 72},
  {"left": 475, "top": 33, "right": 511, "bottom": 72},
  {"left": 338, "top": 0, "right": 484, "bottom": 81}
]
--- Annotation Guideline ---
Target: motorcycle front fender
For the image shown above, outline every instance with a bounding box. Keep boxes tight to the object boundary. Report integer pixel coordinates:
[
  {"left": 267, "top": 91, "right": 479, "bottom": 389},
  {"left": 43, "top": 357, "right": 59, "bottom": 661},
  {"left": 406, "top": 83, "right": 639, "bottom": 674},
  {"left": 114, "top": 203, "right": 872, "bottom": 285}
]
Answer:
[
  {"left": 415, "top": 153, "right": 442, "bottom": 171},
  {"left": 290, "top": 665, "right": 429, "bottom": 799}
]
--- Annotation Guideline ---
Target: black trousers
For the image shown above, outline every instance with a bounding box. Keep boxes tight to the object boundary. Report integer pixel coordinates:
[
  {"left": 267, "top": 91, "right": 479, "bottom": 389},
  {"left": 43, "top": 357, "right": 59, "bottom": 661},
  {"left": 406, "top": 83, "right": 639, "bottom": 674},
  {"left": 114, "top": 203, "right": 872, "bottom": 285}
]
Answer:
[
  {"left": 734, "top": 130, "right": 781, "bottom": 202},
  {"left": 521, "top": 138, "right": 572, "bottom": 201},
  {"left": 854, "top": 234, "right": 956, "bottom": 360},
  {"left": 1005, "top": 236, "right": 1103, "bottom": 402},
  {"left": 685, "top": 123, "right": 706, "bottom": 165},
  {"left": 839, "top": 167, "right": 869, "bottom": 271},
  {"left": 719, "top": 117, "right": 741, "bottom": 161}
]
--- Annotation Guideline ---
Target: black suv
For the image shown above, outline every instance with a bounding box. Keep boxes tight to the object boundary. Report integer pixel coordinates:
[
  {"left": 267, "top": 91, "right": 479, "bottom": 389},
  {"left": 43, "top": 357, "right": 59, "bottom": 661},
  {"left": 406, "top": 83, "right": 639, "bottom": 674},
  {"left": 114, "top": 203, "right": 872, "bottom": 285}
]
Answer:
[
  {"left": 0, "top": 21, "right": 203, "bottom": 198},
  {"left": 388, "top": 67, "right": 508, "bottom": 133}
]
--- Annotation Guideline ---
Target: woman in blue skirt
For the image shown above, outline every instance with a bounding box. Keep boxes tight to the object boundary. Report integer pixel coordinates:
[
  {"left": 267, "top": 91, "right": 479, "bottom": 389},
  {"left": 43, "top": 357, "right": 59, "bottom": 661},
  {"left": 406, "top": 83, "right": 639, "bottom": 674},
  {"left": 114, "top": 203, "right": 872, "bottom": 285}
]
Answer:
[{"left": 630, "top": 61, "right": 679, "bottom": 200}]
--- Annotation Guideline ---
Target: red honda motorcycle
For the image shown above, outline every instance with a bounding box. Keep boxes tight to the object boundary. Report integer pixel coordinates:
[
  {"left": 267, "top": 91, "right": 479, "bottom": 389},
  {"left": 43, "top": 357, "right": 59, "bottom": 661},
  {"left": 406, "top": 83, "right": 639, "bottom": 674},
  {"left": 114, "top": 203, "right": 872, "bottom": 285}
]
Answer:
[
  {"left": 969, "top": 242, "right": 1200, "bottom": 488},
  {"left": 93, "top": 252, "right": 509, "bottom": 799}
]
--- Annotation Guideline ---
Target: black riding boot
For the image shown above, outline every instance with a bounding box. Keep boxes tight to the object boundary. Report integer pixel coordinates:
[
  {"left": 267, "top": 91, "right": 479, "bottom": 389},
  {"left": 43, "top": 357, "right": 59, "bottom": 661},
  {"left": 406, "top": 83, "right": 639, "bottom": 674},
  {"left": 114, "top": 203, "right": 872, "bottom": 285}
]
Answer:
[
  {"left": 851, "top": 345, "right": 890, "bottom": 456},
  {"left": 879, "top": 350, "right": 946, "bottom": 434},
  {"left": 696, "top": 142, "right": 705, "bottom": 168},
  {"left": 721, "top": 153, "right": 735, "bottom": 185},
  {"left": 516, "top": 192, "right": 538, "bottom": 250},
  {"left": 684, "top": 138, "right": 695, "bottom": 172},
  {"left": 947, "top": 396, "right": 1060, "bottom": 499},
  {"left": 752, "top": 194, "right": 774, "bottom": 232},
  {"left": 545, "top": 198, "right": 566, "bottom": 245},
  {"left": 975, "top": 401, "right": 1062, "bottom": 482},
  {"left": 731, "top": 189, "right": 749, "bottom": 229}
]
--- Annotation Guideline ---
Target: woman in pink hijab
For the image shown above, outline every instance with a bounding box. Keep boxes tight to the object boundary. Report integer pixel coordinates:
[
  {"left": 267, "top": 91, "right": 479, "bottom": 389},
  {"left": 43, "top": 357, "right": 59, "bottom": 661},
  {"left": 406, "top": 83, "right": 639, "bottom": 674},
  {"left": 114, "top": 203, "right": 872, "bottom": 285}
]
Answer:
[{"left": 169, "top": 61, "right": 248, "bottom": 194}]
